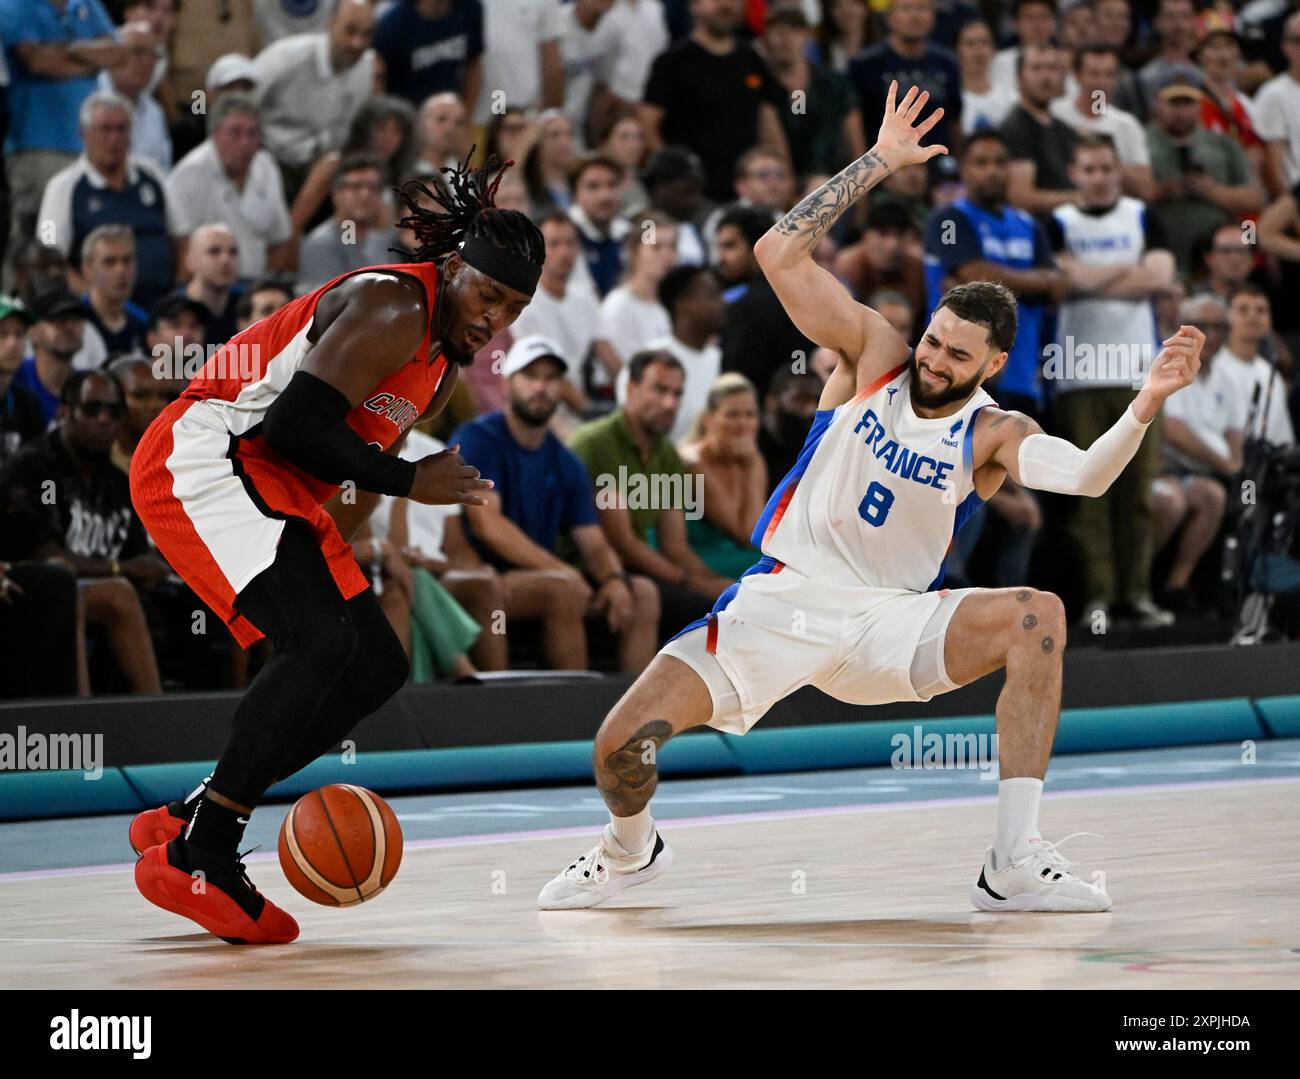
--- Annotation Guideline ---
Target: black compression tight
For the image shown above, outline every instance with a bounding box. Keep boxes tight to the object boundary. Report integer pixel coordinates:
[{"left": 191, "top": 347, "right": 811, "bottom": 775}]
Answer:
[{"left": 207, "top": 519, "right": 409, "bottom": 808}]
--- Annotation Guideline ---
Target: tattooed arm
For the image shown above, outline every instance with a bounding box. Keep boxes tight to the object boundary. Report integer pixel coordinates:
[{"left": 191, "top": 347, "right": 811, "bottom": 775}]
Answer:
[{"left": 754, "top": 83, "right": 948, "bottom": 396}]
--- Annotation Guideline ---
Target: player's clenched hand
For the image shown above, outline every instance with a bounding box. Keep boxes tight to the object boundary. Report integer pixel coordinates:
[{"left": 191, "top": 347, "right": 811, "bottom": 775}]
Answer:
[
  {"left": 408, "top": 444, "right": 494, "bottom": 506},
  {"left": 1146, "top": 324, "right": 1204, "bottom": 400}
]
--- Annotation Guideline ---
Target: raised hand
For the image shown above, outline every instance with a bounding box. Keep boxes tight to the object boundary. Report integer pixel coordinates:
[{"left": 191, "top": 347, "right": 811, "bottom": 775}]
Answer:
[
  {"left": 408, "top": 444, "right": 494, "bottom": 506},
  {"left": 873, "top": 81, "right": 948, "bottom": 170},
  {"left": 1145, "top": 324, "right": 1205, "bottom": 401}
]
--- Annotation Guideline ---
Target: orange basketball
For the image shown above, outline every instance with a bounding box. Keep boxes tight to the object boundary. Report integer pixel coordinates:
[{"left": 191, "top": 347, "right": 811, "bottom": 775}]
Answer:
[{"left": 278, "top": 784, "right": 403, "bottom": 906}]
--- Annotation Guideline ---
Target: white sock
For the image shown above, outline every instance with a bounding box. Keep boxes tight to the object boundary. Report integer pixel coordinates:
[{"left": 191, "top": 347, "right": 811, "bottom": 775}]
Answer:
[
  {"left": 993, "top": 778, "right": 1043, "bottom": 864},
  {"left": 608, "top": 807, "right": 653, "bottom": 857}
]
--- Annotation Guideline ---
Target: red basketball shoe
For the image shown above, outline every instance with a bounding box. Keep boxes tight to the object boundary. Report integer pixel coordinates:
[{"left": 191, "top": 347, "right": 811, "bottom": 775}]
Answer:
[{"left": 128, "top": 801, "right": 191, "bottom": 855}]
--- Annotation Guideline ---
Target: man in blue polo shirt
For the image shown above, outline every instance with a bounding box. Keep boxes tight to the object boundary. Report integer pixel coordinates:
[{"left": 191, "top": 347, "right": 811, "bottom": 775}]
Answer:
[
  {"left": 923, "top": 129, "right": 1065, "bottom": 417},
  {"left": 38, "top": 90, "right": 177, "bottom": 310},
  {"left": 451, "top": 335, "right": 660, "bottom": 673},
  {"left": 1, "top": 0, "right": 127, "bottom": 270}
]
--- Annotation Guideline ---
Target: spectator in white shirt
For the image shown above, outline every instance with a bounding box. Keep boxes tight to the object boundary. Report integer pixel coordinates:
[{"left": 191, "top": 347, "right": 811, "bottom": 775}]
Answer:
[
  {"left": 1154, "top": 295, "right": 1241, "bottom": 607},
  {"left": 166, "top": 94, "right": 295, "bottom": 279},
  {"left": 560, "top": 0, "right": 621, "bottom": 148},
  {"left": 250, "top": 0, "right": 376, "bottom": 187},
  {"left": 98, "top": 21, "right": 171, "bottom": 172},
  {"left": 1214, "top": 284, "right": 1296, "bottom": 446},
  {"left": 1252, "top": 11, "right": 1300, "bottom": 194},
  {"left": 602, "top": 0, "right": 669, "bottom": 103},
  {"left": 597, "top": 213, "right": 676, "bottom": 372},
  {"left": 509, "top": 213, "right": 605, "bottom": 415},
  {"left": 1051, "top": 46, "right": 1155, "bottom": 200},
  {"left": 957, "top": 18, "right": 1016, "bottom": 135},
  {"left": 473, "top": 0, "right": 564, "bottom": 128}
]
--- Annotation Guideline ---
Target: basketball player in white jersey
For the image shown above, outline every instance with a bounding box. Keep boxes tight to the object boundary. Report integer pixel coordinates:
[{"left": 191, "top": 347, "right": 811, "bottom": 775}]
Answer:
[{"left": 538, "top": 84, "right": 1204, "bottom": 913}]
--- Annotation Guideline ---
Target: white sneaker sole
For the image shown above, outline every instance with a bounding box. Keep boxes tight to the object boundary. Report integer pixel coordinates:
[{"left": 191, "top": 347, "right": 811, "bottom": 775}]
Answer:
[
  {"left": 537, "top": 839, "right": 674, "bottom": 910},
  {"left": 970, "top": 882, "right": 1112, "bottom": 913}
]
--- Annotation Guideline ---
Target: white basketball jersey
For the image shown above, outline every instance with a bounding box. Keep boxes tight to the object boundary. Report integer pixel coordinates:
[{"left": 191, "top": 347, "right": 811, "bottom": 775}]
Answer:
[{"left": 754, "top": 362, "right": 996, "bottom": 591}]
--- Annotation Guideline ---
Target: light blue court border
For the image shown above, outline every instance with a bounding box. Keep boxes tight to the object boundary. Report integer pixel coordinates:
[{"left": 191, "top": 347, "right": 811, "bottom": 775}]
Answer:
[{"left": 0, "top": 695, "right": 1292, "bottom": 823}]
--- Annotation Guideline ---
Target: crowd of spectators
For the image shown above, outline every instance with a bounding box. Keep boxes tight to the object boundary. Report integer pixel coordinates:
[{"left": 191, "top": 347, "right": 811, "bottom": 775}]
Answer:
[{"left": 2, "top": 0, "right": 1298, "bottom": 699}]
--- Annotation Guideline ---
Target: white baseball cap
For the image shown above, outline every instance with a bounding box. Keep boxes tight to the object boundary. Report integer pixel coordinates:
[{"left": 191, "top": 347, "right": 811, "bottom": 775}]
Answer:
[
  {"left": 502, "top": 335, "right": 569, "bottom": 378},
  {"left": 207, "top": 54, "right": 257, "bottom": 91}
]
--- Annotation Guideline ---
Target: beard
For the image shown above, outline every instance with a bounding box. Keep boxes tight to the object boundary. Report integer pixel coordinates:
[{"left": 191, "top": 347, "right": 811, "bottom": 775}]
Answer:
[
  {"left": 509, "top": 396, "right": 557, "bottom": 428},
  {"left": 910, "top": 354, "right": 985, "bottom": 409}
]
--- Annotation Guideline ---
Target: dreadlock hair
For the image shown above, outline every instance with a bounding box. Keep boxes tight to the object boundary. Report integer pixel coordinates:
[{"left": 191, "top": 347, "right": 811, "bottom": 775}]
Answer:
[{"left": 394, "top": 149, "right": 545, "bottom": 269}]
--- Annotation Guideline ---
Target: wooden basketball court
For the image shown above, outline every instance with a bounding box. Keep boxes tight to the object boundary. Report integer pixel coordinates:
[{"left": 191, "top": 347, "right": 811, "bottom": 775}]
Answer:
[{"left": 1, "top": 776, "right": 1296, "bottom": 989}]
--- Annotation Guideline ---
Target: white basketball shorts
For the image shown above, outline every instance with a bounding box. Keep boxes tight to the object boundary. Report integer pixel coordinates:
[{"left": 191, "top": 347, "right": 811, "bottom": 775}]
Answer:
[{"left": 660, "top": 562, "right": 980, "bottom": 735}]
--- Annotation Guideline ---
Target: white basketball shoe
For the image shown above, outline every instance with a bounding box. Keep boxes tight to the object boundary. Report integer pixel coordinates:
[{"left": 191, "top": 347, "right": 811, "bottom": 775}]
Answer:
[
  {"left": 971, "top": 834, "right": 1112, "bottom": 913},
  {"left": 537, "top": 826, "right": 673, "bottom": 910}
]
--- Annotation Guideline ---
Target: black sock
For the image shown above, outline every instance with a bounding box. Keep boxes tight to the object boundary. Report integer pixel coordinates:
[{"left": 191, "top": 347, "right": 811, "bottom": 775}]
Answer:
[{"left": 185, "top": 796, "right": 249, "bottom": 858}]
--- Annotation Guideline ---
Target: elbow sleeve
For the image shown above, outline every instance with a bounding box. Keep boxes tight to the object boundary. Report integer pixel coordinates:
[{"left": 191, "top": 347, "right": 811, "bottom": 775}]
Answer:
[
  {"left": 1017, "top": 404, "right": 1150, "bottom": 497},
  {"left": 262, "top": 371, "right": 416, "bottom": 497}
]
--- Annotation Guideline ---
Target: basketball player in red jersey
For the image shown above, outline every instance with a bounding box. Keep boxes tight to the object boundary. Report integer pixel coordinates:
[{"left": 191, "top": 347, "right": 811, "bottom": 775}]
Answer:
[{"left": 127, "top": 158, "right": 545, "bottom": 944}]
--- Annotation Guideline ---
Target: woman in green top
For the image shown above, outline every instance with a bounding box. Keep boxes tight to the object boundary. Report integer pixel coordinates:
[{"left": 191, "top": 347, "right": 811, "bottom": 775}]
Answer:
[{"left": 679, "top": 373, "right": 769, "bottom": 580}]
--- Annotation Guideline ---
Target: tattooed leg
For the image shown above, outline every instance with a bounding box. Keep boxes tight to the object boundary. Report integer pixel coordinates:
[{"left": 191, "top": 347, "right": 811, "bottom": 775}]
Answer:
[
  {"left": 592, "top": 654, "right": 714, "bottom": 818},
  {"left": 941, "top": 587, "right": 1068, "bottom": 780}
]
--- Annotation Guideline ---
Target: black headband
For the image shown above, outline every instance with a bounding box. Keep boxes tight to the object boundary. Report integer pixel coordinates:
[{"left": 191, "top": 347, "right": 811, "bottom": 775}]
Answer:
[{"left": 459, "top": 234, "right": 541, "bottom": 297}]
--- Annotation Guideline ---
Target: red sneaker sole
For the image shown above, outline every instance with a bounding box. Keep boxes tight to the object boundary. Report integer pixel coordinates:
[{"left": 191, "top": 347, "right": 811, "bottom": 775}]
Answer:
[
  {"left": 128, "top": 809, "right": 184, "bottom": 856},
  {"left": 135, "top": 848, "right": 299, "bottom": 945}
]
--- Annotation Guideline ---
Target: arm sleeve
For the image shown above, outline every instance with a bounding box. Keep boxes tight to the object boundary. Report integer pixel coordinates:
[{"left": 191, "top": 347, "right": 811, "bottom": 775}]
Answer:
[
  {"left": 1016, "top": 404, "right": 1152, "bottom": 497},
  {"left": 262, "top": 371, "right": 416, "bottom": 496}
]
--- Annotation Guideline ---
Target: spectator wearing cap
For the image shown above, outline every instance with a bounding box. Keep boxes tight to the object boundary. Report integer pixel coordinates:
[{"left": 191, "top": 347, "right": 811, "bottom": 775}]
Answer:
[
  {"left": 569, "top": 347, "right": 735, "bottom": 640},
  {"left": 641, "top": 146, "right": 709, "bottom": 265},
  {"left": 146, "top": 294, "right": 207, "bottom": 364},
  {"left": 451, "top": 336, "right": 660, "bottom": 673},
  {"left": 171, "top": 53, "right": 259, "bottom": 166},
  {"left": 640, "top": 0, "right": 789, "bottom": 205},
  {"left": 298, "top": 156, "right": 396, "bottom": 292},
  {"left": 1195, "top": 16, "right": 1268, "bottom": 185},
  {"left": 11, "top": 291, "right": 89, "bottom": 425},
  {"left": 509, "top": 213, "right": 609, "bottom": 417},
  {"left": 166, "top": 95, "right": 295, "bottom": 280},
  {"left": 568, "top": 155, "right": 631, "bottom": 299},
  {"left": 0, "top": 0, "right": 125, "bottom": 267},
  {"left": 1139, "top": 0, "right": 1201, "bottom": 109},
  {"left": 1050, "top": 46, "right": 1156, "bottom": 202},
  {"left": 714, "top": 207, "right": 812, "bottom": 402},
  {"left": 477, "top": 1, "right": 563, "bottom": 133},
  {"left": 616, "top": 264, "right": 724, "bottom": 443},
  {"left": 763, "top": 4, "right": 865, "bottom": 179},
  {"left": 833, "top": 201, "right": 927, "bottom": 340},
  {"left": 0, "top": 298, "right": 44, "bottom": 463},
  {"left": 1146, "top": 70, "right": 1265, "bottom": 272},
  {"left": 956, "top": 19, "right": 1017, "bottom": 136},
  {"left": 107, "top": 352, "right": 175, "bottom": 473},
  {"left": 1001, "top": 44, "right": 1080, "bottom": 216},
  {"left": 38, "top": 91, "right": 177, "bottom": 311},
  {"left": 251, "top": 0, "right": 378, "bottom": 194},
  {"left": 78, "top": 224, "right": 148, "bottom": 370},
  {"left": 596, "top": 214, "right": 676, "bottom": 372},
  {"left": 1252, "top": 11, "right": 1300, "bottom": 198},
  {"left": 175, "top": 224, "right": 243, "bottom": 348},
  {"left": 849, "top": 0, "right": 962, "bottom": 153},
  {"left": 375, "top": 0, "right": 484, "bottom": 110},
  {"left": 0, "top": 368, "right": 164, "bottom": 693},
  {"left": 97, "top": 20, "right": 171, "bottom": 172}
]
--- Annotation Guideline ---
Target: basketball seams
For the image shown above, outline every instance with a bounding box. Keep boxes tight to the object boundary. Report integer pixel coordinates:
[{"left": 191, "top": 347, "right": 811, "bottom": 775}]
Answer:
[{"left": 316, "top": 787, "right": 367, "bottom": 905}]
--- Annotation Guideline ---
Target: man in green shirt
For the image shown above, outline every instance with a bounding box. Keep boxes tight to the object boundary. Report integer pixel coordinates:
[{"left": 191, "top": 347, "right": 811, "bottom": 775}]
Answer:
[
  {"left": 1145, "top": 69, "right": 1265, "bottom": 272},
  {"left": 569, "top": 349, "right": 734, "bottom": 640}
]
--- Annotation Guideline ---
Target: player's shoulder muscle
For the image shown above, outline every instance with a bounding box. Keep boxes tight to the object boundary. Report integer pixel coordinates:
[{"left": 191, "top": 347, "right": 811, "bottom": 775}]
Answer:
[{"left": 971, "top": 406, "right": 1042, "bottom": 466}]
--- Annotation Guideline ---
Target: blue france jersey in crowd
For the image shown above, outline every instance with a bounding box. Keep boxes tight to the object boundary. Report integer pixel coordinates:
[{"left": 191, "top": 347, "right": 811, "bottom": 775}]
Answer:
[{"left": 923, "top": 198, "right": 1054, "bottom": 404}]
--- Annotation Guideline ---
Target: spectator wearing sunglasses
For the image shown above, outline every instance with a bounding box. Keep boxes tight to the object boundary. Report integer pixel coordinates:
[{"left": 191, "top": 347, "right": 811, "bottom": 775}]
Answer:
[
  {"left": 107, "top": 353, "right": 175, "bottom": 474},
  {"left": 0, "top": 369, "right": 164, "bottom": 693}
]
